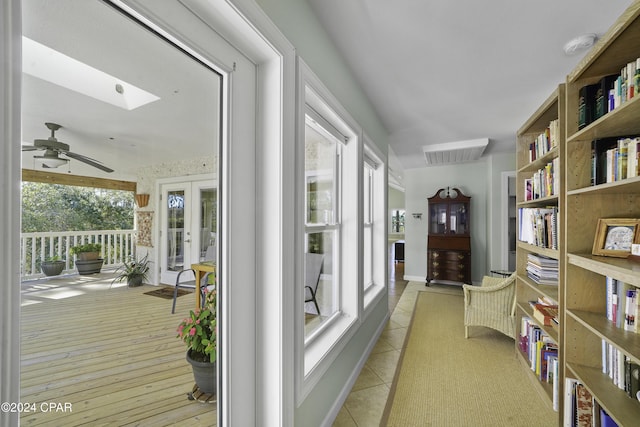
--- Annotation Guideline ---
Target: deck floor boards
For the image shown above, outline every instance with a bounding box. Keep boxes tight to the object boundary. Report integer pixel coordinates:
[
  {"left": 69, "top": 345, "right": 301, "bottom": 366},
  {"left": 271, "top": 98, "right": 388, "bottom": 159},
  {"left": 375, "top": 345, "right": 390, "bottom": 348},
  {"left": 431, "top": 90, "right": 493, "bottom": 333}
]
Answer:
[{"left": 20, "top": 273, "right": 216, "bottom": 426}]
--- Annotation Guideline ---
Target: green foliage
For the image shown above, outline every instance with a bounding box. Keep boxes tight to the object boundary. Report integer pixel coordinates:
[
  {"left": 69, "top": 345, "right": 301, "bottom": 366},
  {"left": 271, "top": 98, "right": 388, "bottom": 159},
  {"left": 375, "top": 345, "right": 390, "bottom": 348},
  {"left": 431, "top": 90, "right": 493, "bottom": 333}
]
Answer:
[
  {"left": 112, "top": 254, "right": 151, "bottom": 282},
  {"left": 176, "top": 288, "right": 217, "bottom": 363},
  {"left": 21, "top": 183, "right": 134, "bottom": 232},
  {"left": 69, "top": 243, "right": 102, "bottom": 255}
]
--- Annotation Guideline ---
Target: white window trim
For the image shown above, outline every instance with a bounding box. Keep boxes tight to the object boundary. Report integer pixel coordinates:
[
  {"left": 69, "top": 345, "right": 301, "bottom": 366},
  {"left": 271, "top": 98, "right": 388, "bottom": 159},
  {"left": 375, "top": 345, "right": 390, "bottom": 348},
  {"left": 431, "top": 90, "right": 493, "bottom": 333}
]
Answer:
[
  {"left": 296, "top": 58, "right": 362, "bottom": 402},
  {"left": 362, "top": 135, "right": 387, "bottom": 315}
]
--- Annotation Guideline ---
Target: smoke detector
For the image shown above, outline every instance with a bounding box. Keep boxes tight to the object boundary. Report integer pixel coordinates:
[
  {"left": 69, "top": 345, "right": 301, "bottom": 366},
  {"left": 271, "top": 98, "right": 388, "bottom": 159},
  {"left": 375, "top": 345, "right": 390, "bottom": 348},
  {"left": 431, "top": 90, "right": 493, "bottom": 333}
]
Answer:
[{"left": 563, "top": 34, "right": 597, "bottom": 55}]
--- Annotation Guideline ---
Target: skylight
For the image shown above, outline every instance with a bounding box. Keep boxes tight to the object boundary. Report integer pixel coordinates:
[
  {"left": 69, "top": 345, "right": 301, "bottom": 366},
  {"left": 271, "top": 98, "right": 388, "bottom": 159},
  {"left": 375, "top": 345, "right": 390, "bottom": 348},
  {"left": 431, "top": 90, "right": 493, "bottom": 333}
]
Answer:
[{"left": 22, "top": 37, "right": 160, "bottom": 110}]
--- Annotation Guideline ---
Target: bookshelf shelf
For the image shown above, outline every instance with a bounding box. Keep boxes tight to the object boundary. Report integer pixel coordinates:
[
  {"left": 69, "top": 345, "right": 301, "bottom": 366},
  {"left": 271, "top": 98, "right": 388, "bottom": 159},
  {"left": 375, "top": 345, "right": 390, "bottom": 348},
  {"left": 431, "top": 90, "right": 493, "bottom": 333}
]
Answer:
[
  {"left": 563, "top": 3, "right": 640, "bottom": 425},
  {"left": 566, "top": 176, "right": 640, "bottom": 195},
  {"left": 567, "top": 253, "right": 640, "bottom": 286},
  {"left": 515, "top": 84, "right": 565, "bottom": 419},
  {"left": 516, "top": 348, "right": 555, "bottom": 405},
  {"left": 517, "top": 273, "right": 559, "bottom": 302},
  {"left": 567, "top": 96, "right": 640, "bottom": 143}
]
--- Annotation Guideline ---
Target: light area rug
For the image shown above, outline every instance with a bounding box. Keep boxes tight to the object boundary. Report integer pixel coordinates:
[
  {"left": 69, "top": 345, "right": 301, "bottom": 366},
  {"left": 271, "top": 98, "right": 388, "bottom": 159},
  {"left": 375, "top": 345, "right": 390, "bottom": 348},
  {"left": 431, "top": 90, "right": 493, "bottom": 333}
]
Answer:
[{"left": 382, "top": 289, "right": 557, "bottom": 427}]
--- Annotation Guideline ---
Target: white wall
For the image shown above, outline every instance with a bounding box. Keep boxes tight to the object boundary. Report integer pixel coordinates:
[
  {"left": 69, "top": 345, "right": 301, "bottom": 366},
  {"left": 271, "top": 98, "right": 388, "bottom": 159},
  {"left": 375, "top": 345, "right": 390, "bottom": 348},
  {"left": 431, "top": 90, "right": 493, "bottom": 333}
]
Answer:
[{"left": 403, "top": 151, "right": 516, "bottom": 284}]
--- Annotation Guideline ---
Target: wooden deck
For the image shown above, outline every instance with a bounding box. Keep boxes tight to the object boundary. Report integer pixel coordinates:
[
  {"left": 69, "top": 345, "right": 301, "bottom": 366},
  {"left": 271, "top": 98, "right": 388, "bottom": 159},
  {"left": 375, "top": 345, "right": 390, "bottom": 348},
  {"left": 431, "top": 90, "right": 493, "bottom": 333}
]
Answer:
[{"left": 19, "top": 273, "right": 216, "bottom": 426}]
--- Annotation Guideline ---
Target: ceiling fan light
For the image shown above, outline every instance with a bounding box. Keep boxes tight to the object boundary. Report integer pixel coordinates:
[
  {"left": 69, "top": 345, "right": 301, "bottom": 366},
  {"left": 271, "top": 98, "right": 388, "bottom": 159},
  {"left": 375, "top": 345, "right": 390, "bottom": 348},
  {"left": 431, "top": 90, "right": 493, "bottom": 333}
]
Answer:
[{"left": 34, "top": 156, "right": 68, "bottom": 168}]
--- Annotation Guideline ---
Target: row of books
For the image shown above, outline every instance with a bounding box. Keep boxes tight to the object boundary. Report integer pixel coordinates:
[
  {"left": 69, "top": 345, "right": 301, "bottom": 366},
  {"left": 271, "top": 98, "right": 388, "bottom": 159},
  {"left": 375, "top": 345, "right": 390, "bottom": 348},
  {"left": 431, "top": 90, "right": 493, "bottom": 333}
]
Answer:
[
  {"left": 518, "top": 207, "right": 559, "bottom": 250},
  {"left": 564, "top": 378, "right": 619, "bottom": 427},
  {"left": 601, "top": 341, "right": 640, "bottom": 401},
  {"left": 591, "top": 137, "right": 640, "bottom": 185},
  {"left": 524, "top": 157, "right": 560, "bottom": 200},
  {"left": 519, "top": 317, "right": 559, "bottom": 411},
  {"left": 605, "top": 277, "right": 638, "bottom": 333},
  {"left": 527, "top": 119, "right": 560, "bottom": 162},
  {"left": 578, "top": 57, "right": 640, "bottom": 129}
]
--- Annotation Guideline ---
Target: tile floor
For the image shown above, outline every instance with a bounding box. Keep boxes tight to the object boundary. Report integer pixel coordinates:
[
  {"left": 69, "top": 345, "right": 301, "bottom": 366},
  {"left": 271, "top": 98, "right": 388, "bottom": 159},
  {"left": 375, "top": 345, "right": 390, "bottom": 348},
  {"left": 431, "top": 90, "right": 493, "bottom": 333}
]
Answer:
[{"left": 332, "top": 256, "right": 411, "bottom": 427}]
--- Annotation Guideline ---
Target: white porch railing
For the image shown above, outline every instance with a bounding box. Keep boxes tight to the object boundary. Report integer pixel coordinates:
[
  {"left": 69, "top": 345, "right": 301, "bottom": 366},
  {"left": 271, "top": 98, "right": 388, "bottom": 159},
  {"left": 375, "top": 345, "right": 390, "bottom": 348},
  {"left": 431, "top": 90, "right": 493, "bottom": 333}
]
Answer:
[{"left": 20, "top": 230, "right": 136, "bottom": 280}]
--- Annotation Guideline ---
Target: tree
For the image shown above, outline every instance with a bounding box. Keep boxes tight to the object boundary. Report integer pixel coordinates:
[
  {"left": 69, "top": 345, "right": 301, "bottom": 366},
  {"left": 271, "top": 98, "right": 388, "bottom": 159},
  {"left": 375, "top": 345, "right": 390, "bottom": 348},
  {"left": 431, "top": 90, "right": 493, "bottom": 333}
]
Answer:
[{"left": 21, "top": 182, "right": 134, "bottom": 232}]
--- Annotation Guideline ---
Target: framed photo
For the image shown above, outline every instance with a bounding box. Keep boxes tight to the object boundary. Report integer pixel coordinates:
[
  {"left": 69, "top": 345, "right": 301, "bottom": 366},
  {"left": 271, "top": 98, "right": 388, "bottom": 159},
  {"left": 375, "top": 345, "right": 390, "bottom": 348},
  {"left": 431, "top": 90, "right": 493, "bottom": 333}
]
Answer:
[{"left": 592, "top": 218, "right": 639, "bottom": 257}]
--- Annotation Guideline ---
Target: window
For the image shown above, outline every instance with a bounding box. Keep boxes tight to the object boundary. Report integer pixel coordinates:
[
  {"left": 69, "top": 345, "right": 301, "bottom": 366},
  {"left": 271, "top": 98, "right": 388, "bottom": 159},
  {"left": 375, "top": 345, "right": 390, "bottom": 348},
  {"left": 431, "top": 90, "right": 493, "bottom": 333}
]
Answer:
[
  {"left": 363, "top": 141, "right": 386, "bottom": 309},
  {"left": 363, "top": 162, "right": 374, "bottom": 291},
  {"left": 304, "top": 114, "right": 341, "bottom": 333},
  {"left": 298, "top": 61, "right": 360, "bottom": 391},
  {"left": 391, "top": 209, "right": 405, "bottom": 233}
]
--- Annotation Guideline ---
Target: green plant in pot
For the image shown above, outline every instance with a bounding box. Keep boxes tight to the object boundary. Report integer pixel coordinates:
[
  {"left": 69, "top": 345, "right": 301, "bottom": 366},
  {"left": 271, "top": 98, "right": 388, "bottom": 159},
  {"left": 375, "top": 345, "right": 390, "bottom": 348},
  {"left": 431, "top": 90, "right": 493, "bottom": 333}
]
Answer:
[
  {"left": 112, "top": 254, "right": 151, "bottom": 287},
  {"left": 70, "top": 243, "right": 103, "bottom": 274},
  {"left": 70, "top": 243, "right": 102, "bottom": 260},
  {"left": 40, "top": 255, "right": 66, "bottom": 277},
  {"left": 176, "top": 287, "right": 217, "bottom": 394}
]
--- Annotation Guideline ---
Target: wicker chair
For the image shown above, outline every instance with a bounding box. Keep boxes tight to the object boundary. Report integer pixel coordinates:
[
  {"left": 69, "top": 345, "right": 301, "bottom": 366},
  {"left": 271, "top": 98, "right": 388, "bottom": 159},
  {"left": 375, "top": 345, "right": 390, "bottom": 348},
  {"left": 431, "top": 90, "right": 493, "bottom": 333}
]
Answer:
[{"left": 462, "top": 273, "right": 517, "bottom": 339}]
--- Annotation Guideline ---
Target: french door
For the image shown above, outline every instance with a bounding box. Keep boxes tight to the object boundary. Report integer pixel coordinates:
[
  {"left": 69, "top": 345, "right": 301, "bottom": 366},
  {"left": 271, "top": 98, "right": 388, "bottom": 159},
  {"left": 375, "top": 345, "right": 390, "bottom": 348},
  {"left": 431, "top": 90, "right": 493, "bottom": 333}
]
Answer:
[{"left": 160, "top": 179, "right": 217, "bottom": 285}]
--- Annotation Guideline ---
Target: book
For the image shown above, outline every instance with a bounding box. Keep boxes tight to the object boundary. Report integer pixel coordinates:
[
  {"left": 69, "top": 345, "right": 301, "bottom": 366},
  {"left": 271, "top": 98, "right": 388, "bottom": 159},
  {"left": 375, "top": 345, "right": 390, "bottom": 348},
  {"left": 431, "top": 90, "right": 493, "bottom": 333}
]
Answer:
[
  {"left": 578, "top": 84, "right": 599, "bottom": 129},
  {"left": 624, "top": 288, "right": 637, "bottom": 332},
  {"left": 595, "top": 75, "right": 618, "bottom": 119},
  {"left": 575, "top": 383, "right": 593, "bottom": 427},
  {"left": 533, "top": 304, "right": 558, "bottom": 326}
]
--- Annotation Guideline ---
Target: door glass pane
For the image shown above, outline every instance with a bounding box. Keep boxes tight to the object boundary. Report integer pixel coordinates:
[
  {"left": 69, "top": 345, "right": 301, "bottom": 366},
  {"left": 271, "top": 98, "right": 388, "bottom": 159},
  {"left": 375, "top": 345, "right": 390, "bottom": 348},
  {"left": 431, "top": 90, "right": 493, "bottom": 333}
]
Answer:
[
  {"left": 200, "top": 189, "right": 217, "bottom": 262},
  {"left": 450, "top": 202, "right": 468, "bottom": 234},
  {"left": 167, "top": 190, "right": 185, "bottom": 271}
]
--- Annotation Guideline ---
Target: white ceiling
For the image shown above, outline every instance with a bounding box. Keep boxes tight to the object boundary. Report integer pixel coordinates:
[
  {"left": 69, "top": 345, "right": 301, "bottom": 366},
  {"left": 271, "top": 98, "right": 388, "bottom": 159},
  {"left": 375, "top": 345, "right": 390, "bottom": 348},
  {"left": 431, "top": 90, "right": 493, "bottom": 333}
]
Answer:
[
  {"left": 21, "top": 0, "right": 220, "bottom": 182},
  {"left": 308, "top": 0, "right": 634, "bottom": 170},
  {"left": 21, "top": 1, "right": 635, "bottom": 182}
]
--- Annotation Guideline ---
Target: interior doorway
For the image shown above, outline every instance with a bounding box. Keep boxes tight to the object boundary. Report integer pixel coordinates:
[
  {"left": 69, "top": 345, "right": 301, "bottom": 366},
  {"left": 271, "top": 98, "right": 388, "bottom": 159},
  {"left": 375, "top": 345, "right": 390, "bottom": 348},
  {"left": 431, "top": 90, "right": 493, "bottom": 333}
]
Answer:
[{"left": 502, "top": 171, "right": 517, "bottom": 271}]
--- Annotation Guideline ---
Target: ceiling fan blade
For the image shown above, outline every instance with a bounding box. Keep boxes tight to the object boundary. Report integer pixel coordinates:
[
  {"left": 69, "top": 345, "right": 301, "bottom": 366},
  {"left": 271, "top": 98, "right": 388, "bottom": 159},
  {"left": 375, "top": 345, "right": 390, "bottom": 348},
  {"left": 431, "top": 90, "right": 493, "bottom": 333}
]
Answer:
[
  {"left": 22, "top": 145, "right": 41, "bottom": 152},
  {"left": 64, "top": 151, "right": 114, "bottom": 173}
]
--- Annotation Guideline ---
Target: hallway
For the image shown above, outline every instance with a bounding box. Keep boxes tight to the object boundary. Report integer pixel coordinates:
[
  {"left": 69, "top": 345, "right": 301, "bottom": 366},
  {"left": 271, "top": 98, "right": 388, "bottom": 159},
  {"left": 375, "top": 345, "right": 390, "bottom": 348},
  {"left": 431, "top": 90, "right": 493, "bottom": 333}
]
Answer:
[{"left": 333, "top": 243, "right": 408, "bottom": 426}]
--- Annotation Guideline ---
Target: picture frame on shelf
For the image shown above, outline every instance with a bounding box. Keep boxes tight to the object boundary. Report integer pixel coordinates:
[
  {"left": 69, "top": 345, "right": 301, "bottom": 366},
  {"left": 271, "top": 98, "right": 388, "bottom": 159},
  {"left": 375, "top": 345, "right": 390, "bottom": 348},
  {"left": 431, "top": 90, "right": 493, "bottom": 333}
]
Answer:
[{"left": 592, "top": 218, "right": 639, "bottom": 258}]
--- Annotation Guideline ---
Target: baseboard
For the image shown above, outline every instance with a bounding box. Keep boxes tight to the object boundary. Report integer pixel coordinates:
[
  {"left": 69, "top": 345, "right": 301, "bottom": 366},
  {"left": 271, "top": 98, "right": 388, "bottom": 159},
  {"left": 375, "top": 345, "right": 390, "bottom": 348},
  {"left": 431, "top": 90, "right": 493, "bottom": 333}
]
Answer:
[
  {"left": 403, "top": 275, "right": 426, "bottom": 282},
  {"left": 321, "top": 311, "right": 391, "bottom": 427}
]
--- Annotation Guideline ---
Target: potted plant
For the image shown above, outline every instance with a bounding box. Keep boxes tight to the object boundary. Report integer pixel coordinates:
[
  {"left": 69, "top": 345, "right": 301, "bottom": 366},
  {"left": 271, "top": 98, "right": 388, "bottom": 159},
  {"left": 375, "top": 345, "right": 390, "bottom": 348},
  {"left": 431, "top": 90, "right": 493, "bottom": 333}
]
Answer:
[
  {"left": 40, "top": 255, "right": 66, "bottom": 277},
  {"left": 176, "top": 287, "right": 217, "bottom": 395},
  {"left": 70, "top": 243, "right": 104, "bottom": 274},
  {"left": 112, "top": 254, "right": 151, "bottom": 287}
]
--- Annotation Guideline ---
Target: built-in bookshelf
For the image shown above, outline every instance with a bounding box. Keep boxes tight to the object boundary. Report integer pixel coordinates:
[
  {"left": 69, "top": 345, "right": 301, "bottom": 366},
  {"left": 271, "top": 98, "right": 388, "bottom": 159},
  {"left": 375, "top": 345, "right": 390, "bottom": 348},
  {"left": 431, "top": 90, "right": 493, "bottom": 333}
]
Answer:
[
  {"left": 515, "top": 85, "right": 566, "bottom": 419},
  {"left": 564, "top": 2, "right": 640, "bottom": 426}
]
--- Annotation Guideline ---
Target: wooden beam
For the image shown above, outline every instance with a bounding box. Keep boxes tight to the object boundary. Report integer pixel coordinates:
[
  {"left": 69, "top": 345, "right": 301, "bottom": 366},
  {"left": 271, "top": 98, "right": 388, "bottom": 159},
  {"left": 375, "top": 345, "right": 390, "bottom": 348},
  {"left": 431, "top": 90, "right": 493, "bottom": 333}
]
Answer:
[{"left": 21, "top": 169, "right": 137, "bottom": 192}]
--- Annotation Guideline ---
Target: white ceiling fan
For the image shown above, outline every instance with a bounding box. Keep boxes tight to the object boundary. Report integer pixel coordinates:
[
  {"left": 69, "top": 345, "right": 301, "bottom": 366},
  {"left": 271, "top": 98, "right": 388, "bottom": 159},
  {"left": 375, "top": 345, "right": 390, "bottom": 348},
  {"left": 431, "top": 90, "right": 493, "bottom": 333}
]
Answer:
[{"left": 22, "top": 122, "right": 114, "bottom": 173}]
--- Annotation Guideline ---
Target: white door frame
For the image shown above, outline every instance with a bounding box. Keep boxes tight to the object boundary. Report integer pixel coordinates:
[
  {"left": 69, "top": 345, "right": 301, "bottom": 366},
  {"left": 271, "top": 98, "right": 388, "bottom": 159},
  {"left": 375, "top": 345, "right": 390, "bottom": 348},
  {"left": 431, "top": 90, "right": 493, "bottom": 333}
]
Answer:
[{"left": 2, "top": 0, "right": 296, "bottom": 426}]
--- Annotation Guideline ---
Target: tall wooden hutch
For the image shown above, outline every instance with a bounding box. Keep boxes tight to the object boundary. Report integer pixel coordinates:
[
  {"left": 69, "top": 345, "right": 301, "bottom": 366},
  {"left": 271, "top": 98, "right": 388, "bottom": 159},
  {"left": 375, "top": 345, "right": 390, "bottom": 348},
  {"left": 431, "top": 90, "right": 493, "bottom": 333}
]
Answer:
[{"left": 426, "top": 187, "right": 471, "bottom": 285}]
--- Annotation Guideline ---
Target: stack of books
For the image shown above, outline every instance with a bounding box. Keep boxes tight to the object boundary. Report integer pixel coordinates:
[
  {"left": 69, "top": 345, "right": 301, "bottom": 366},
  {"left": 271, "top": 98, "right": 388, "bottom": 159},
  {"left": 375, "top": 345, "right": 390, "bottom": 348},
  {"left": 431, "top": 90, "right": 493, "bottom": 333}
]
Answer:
[{"left": 526, "top": 253, "right": 558, "bottom": 285}]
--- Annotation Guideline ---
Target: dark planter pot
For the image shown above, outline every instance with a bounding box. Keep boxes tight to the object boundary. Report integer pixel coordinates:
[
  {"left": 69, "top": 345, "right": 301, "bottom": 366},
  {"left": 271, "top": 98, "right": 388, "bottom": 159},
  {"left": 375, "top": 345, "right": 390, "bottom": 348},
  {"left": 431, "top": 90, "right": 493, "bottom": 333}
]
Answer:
[
  {"left": 41, "top": 261, "right": 65, "bottom": 276},
  {"left": 75, "top": 258, "right": 104, "bottom": 275},
  {"left": 127, "top": 276, "right": 144, "bottom": 287},
  {"left": 186, "top": 350, "right": 216, "bottom": 394}
]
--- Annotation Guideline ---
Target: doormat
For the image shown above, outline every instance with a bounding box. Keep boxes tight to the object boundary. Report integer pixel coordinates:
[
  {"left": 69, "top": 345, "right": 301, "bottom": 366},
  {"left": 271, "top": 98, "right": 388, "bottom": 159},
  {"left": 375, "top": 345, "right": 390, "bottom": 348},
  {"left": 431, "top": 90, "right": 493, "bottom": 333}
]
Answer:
[{"left": 144, "top": 287, "right": 191, "bottom": 299}]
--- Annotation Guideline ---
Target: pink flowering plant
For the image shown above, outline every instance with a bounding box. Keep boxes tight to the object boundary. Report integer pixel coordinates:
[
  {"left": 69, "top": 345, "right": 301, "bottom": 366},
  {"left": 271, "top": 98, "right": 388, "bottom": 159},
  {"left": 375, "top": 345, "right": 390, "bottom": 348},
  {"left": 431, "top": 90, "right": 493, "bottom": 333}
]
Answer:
[{"left": 176, "top": 288, "right": 217, "bottom": 363}]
